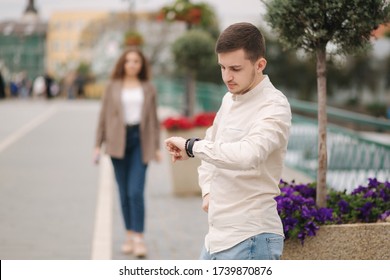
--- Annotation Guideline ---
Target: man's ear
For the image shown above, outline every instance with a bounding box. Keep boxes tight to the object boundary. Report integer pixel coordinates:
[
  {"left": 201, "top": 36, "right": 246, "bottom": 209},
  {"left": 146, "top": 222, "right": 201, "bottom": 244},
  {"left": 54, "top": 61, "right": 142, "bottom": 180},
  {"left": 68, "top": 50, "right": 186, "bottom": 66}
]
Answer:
[{"left": 256, "top": 58, "right": 267, "bottom": 73}]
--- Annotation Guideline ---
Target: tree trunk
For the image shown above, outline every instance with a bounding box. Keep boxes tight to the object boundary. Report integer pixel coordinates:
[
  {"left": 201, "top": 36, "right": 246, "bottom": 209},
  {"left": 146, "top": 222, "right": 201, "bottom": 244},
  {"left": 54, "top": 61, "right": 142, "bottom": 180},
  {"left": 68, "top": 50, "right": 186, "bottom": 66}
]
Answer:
[
  {"left": 184, "top": 70, "right": 196, "bottom": 117},
  {"left": 316, "top": 47, "right": 328, "bottom": 208}
]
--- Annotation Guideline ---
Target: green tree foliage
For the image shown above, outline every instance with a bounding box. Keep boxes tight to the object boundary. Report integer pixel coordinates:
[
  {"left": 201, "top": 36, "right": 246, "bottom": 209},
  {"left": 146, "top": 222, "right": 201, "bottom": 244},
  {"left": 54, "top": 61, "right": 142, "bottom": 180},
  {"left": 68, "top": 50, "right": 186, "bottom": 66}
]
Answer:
[
  {"left": 262, "top": 0, "right": 390, "bottom": 207},
  {"left": 76, "top": 62, "right": 91, "bottom": 77},
  {"left": 172, "top": 29, "right": 215, "bottom": 71},
  {"left": 263, "top": 0, "right": 390, "bottom": 54},
  {"left": 172, "top": 29, "right": 216, "bottom": 116},
  {"left": 161, "top": 0, "right": 220, "bottom": 115}
]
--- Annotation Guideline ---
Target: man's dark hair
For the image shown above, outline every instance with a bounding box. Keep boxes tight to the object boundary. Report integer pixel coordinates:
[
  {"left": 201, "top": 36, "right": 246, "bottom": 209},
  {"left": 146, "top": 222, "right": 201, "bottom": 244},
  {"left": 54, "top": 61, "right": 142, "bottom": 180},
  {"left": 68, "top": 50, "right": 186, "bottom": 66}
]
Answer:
[{"left": 215, "top": 22, "right": 266, "bottom": 63}]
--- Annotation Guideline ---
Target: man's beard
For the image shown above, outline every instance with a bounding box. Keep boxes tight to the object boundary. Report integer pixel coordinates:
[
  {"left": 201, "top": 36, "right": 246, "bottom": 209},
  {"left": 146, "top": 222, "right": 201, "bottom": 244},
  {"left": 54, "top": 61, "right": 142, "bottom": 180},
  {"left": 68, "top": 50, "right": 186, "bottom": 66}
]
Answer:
[{"left": 230, "top": 69, "right": 257, "bottom": 95}]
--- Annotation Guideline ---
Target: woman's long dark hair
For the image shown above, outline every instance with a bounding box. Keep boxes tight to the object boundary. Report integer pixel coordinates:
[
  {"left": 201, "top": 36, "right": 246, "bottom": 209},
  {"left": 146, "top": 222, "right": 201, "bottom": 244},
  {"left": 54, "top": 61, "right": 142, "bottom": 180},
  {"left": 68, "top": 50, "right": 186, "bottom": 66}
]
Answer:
[{"left": 110, "top": 47, "right": 150, "bottom": 81}]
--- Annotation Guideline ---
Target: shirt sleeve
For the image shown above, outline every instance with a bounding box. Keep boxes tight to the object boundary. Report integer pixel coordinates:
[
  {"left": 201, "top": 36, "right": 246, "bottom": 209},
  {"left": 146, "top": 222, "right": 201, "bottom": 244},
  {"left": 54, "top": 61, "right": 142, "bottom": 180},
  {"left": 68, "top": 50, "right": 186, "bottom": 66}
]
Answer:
[
  {"left": 197, "top": 109, "right": 223, "bottom": 197},
  {"left": 193, "top": 99, "right": 291, "bottom": 170},
  {"left": 197, "top": 126, "right": 215, "bottom": 197}
]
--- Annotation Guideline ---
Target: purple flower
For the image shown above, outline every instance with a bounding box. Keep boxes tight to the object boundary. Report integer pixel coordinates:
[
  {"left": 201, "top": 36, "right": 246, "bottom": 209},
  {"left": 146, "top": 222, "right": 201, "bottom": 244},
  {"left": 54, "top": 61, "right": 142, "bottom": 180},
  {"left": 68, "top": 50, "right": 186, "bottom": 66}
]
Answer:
[
  {"left": 338, "top": 199, "right": 350, "bottom": 214},
  {"left": 291, "top": 194, "right": 315, "bottom": 207},
  {"left": 283, "top": 216, "right": 298, "bottom": 233},
  {"left": 363, "top": 189, "right": 377, "bottom": 199},
  {"left": 358, "top": 202, "right": 374, "bottom": 222},
  {"left": 290, "top": 194, "right": 306, "bottom": 204},
  {"left": 304, "top": 221, "right": 319, "bottom": 237},
  {"left": 315, "top": 208, "right": 334, "bottom": 223},
  {"left": 280, "top": 186, "right": 295, "bottom": 196},
  {"left": 368, "top": 178, "right": 380, "bottom": 188},
  {"left": 301, "top": 206, "right": 314, "bottom": 219},
  {"left": 294, "top": 184, "right": 316, "bottom": 198},
  {"left": 351, "top": 185, "right": 366, "bottom": 195},
  {"left": 379, "top": 210, "right": 390, "bottom": 221},
  {"left": 379, "top": 189, "right": 390, "bottom": 202},
  {"left": 276, "top": 197, "right": 293, "bottom": 212},
  {"left": 297, "top": 232, "right": 306, "bottom": 244}
]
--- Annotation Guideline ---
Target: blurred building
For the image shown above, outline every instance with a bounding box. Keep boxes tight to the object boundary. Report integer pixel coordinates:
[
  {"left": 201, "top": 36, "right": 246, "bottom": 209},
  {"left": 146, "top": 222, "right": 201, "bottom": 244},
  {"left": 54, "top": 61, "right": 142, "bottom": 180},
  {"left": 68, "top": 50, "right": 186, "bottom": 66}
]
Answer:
[
  {"left": 0, "top": 0, "right": 186, "bottom": 87},
  {"left": 45, "top": 11, "right": 108, "bottom": 78},
  {"left": 46, "top": 10, "right": 186, "bottom": 80},
  {"left": 0, "top": 0, "right": 47, "bottom": 80}
]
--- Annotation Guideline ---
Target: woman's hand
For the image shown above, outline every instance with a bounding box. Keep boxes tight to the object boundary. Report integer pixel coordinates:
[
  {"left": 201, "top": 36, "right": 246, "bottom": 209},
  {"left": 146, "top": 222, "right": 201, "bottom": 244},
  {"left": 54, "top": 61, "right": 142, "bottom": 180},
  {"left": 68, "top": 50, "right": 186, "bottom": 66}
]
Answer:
[
  {"left": 93, "top": 147, "right": 101, "bottom": 165},
  {"left": 155, "top": 149, "right": 162, "bottom": 162}
]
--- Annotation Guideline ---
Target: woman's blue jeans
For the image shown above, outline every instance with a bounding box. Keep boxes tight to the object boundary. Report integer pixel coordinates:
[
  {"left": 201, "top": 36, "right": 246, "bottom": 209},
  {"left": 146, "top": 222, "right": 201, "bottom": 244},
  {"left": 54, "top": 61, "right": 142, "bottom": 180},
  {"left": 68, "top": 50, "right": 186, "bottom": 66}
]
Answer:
[
  {"left": 199, "top": 233, "right": 284, "bottom": 260},
  {"left": 111, "top": 125, "right": 147, "bottom": 233}
]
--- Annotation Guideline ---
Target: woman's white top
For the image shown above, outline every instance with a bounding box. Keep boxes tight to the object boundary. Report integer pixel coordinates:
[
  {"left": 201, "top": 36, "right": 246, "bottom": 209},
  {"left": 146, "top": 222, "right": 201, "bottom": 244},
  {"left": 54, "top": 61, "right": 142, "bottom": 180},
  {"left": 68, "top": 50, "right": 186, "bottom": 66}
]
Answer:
[{"left": 121, "top": 87, "right": 144, "bottom": 125}]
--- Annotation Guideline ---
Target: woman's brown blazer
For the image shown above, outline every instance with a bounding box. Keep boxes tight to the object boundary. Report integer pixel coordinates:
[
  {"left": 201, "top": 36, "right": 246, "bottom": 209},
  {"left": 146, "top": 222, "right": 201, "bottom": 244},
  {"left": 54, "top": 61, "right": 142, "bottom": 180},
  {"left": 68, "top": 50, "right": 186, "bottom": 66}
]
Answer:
[{"left": 95, "top": 80, "right": 160, "bottom": 163}]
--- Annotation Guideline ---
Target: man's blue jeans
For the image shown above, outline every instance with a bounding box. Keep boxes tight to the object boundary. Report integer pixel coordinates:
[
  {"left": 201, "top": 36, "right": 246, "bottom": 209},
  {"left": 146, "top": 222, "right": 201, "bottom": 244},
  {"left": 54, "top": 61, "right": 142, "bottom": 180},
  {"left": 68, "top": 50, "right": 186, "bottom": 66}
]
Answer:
[
  {"left": 111, "top": 125, "right": 147, "bottom": 233},
  {"left": 199, "top": 233, "right": 284, "bottom": 260}
]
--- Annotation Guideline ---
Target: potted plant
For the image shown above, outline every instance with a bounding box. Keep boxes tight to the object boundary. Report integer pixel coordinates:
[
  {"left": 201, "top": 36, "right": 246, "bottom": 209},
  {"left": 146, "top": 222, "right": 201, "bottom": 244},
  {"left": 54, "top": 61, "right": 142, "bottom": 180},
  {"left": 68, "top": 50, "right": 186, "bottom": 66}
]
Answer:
[
  {"left": 162, "top": 112, "right": 216, "bottom": 196},
  {"left": 123, "top": 29, "right": 144, "bottom": 47},
  {"left": 158, "top": 0, "right": 214, "bottom": 29},
  {"left": 278, "top": 178, "right": 390, "bottom": 259}
]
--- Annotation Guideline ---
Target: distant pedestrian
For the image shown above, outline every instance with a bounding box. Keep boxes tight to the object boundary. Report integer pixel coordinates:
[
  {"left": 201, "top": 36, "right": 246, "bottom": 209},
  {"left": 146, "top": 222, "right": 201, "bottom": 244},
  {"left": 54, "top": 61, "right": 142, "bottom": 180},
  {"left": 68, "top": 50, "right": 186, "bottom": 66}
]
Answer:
[
  {"left": 32, "top": 75, "right": 45, "bottom": 98},
  {"left": 165, "top": 22, "right": 292, "bottom": 260},
  {"left": 17, "top": 72, "right": 30, "bottom": 99},
  {"left": 0, "top": 70, "right": 5, "bottom": 99},
  {"left": 63, "top": 71, "right": 77, "bottom": 99},
  {"left": 10, "top": 80, "right": 18, "bottom": 98},
  {"left": 93, "top": 47, "right": 161, "bottom": 258},
  {"left": 44, "top": 73, "right": 54, "bottom": 99},
  {"left": 75, "top": 74, "right": 86, "bottom": 98}
]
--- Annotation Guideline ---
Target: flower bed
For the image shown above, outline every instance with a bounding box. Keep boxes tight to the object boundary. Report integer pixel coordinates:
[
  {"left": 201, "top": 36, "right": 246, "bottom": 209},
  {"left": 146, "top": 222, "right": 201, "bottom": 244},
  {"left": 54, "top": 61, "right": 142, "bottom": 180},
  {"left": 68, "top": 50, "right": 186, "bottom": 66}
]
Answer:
[
  {"left": 277, "top": 178, "right": 390, "bottom": 259},
  {"left": 162, "top": 112, "right": 216, "bottom": 131},
  {"left": 276, "top": 178, "right": 390, "bottom": 244}
]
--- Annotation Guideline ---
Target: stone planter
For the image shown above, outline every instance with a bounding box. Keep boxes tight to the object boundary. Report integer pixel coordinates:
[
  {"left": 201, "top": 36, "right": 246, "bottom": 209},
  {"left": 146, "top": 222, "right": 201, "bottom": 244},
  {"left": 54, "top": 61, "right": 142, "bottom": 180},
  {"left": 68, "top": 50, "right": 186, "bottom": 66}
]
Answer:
[
  {"left": 164, "top": 128, "right": 207, "bottom": 196},
  {"left": 282, "top": 222, "right": 390, "bottom": 259}
]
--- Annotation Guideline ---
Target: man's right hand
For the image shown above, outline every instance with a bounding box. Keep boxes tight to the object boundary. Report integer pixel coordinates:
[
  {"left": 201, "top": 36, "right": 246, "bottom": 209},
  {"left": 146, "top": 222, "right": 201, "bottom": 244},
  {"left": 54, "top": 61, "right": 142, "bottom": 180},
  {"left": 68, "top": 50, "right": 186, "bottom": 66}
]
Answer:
[{"left": 202, "top": 194, "right": 210, "bottom": 213}]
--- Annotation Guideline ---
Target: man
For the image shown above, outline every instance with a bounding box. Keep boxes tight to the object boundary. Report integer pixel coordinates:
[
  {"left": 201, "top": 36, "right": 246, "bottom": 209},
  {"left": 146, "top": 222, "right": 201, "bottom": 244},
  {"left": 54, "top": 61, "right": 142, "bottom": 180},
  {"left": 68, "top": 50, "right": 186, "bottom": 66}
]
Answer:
[{"left": 165, "top": 22, "right": 291, "bottom": 260}]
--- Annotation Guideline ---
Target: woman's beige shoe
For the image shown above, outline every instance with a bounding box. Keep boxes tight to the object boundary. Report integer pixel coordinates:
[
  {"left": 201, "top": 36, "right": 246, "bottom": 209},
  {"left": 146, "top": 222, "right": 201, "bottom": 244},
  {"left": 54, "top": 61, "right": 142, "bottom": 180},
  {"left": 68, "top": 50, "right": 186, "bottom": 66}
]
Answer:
[
  {"left": 133, "top": 239, "right": 147, "bottom": 258},
  {"left": 121, "top": 239, "right": 133, "bottom": 254}
]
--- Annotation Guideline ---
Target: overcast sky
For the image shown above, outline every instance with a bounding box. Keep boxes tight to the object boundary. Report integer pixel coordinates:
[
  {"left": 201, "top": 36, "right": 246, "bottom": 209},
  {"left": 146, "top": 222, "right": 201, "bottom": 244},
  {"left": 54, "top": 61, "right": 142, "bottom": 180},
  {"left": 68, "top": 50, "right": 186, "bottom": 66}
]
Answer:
[{"left": 0, "top": 0, "right": 266, "bottom": 29}]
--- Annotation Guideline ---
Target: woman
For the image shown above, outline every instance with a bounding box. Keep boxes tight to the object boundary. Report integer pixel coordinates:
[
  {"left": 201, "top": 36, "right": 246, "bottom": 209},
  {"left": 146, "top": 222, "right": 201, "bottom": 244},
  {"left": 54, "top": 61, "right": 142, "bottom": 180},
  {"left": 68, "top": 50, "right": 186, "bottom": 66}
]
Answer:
[{"left": 94, "top": 47, "right": 161, "bottom": 257}]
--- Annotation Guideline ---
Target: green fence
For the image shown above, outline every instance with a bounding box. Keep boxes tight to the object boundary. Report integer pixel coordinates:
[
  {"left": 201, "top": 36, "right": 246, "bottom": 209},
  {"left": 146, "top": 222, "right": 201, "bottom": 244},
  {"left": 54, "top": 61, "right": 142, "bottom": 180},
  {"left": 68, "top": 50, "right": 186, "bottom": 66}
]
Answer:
[
  {"left": 287, "top": 115, "right": 390, "bottom": 192},
  {"left": 290, "top": 98, "right": 390, "bottom": 131},
  {"left": 154, "top": 77, "right": 225, "bottom": 114}
]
